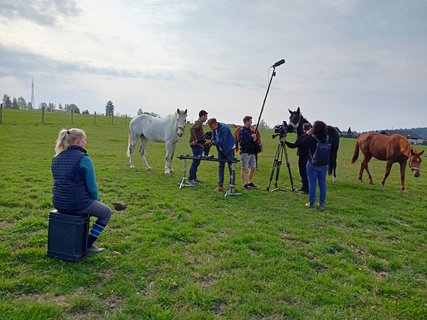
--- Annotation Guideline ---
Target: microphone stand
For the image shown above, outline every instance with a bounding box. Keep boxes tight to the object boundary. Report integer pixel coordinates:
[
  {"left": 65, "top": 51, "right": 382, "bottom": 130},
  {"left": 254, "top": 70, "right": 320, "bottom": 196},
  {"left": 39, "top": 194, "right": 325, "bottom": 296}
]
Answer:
[{"left": 254, "top": 66, "right": 277, "bottom": 133}]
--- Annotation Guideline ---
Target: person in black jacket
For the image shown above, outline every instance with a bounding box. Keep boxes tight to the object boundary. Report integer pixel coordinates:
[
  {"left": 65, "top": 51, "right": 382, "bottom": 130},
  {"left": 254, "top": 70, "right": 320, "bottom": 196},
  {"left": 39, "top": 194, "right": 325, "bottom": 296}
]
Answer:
[
  {"left": 299, "top": 121, "right": 329, "bottom": 209},
  {"left": 238, "top": 116, "right": 258, "bottom": 190},
  {"left": 283, "top": 123, "right": 311, "bottom": 194}
]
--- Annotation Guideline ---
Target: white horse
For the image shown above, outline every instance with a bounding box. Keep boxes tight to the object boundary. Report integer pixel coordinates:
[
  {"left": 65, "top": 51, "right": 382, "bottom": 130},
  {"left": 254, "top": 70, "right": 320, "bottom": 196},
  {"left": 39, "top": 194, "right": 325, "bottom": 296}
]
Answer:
[{"left": 127, "top": 108, "right": 187, "bottom": 175}]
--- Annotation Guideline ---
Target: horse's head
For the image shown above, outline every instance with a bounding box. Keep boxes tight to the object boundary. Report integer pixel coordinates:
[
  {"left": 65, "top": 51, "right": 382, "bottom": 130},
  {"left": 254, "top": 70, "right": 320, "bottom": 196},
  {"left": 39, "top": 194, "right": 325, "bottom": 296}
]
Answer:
[
  {"left": 176, "top": 108, "right": 187, "bottom": 137},
  {"left": 288, "top": 107, "right": 301, "bottom": 130},
  {"left": 408, "top": 149, "right": 424, "bottom": 177},
  {"left": 288, "top": 107, "right": 310, "bottom": 135}
]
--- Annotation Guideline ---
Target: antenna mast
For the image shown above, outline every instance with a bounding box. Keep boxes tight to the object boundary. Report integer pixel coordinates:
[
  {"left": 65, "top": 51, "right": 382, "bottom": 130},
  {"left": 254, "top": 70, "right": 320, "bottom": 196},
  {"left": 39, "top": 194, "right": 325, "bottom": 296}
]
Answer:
[{"left": 31, "top": 77, "right": 35, "bottom": 109}]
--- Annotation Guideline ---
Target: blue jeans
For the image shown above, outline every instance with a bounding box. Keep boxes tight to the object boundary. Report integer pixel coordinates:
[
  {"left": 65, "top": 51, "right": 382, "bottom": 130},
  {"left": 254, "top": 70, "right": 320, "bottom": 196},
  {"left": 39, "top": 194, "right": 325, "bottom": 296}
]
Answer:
[
  {"left": 306, "top": 163, "right": 328, "bottom": 206},
  {"left": 189, "top": 145, "right": 203, "bottom": 180},
  {"left": 218, "top": 149, "right": 235, "bottom": 187}
]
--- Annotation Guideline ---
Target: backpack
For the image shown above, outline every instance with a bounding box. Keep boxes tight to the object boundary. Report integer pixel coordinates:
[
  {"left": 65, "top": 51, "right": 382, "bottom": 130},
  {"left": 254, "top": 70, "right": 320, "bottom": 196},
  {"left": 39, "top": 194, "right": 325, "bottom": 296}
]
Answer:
[{"left": 309, "top": 135, "right": 331, "bottom": 166}]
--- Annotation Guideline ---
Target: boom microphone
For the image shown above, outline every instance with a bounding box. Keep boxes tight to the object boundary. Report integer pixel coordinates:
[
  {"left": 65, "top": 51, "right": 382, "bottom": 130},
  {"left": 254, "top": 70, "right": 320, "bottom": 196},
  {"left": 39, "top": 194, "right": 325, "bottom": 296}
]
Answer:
[{"left": 271, "top": 59, "right": 285, "bottom": 68}]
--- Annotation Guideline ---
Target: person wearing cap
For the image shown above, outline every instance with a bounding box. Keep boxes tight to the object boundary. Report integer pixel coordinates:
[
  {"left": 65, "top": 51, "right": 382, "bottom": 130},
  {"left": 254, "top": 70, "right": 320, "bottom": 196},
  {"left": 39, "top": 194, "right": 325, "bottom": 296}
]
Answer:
[
  {"left": 283, "top": 122, "right": 312, "bottom": 194},
  {"left": 188, "top": 110, "right": 209, "bottom": 184},
  {"left": 207, "top": 118, "right": 236, "bottom": 192},
  {"left": 238, "top": 116, "right": 258, "bottom": 190}
]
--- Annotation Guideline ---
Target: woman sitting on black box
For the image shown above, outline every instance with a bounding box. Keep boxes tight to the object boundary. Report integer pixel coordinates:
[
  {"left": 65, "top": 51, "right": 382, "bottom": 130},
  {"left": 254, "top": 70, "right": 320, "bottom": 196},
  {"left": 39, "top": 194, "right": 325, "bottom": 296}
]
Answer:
[{"left": 52, "top": 128, "right": 112, "bottom": 253}]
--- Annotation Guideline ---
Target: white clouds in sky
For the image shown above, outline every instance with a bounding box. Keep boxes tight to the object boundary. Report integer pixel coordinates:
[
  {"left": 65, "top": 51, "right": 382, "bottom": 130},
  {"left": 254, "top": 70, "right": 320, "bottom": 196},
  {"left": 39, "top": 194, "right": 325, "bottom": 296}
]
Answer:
[{"left": 1, "top": 0, "right": 426, "bottom": 130}]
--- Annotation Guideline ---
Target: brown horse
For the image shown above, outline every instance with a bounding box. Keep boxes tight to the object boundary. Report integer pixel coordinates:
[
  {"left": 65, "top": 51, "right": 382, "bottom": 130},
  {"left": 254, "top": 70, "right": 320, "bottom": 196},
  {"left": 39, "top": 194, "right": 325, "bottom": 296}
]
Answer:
[
  {"left": 351, "top": 132, "right": 424, "bottom": 192},
  {"left": 233, "top": 126, "right": 263, "bottom": 154}
]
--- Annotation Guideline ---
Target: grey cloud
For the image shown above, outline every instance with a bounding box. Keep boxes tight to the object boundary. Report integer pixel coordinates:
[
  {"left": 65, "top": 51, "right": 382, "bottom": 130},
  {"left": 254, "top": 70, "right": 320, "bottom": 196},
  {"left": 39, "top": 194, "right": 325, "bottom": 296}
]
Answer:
[
  {"left": 0, "top": 0, "right": 80, "bottom": 26},
  {"left": 0, "top": 45, "right": 179, "bottom": 82}
]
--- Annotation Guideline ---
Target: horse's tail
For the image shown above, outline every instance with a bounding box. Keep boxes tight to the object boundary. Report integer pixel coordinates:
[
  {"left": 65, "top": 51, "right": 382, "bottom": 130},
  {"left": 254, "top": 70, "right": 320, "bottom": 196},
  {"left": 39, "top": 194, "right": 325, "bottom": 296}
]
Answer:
[
  {"left": 233, "top": 126, "right": 241, "bottom": 153},
  {"left": 327, "top": 126, "right": 339, "bottom": 176},
  {"left": 351, "top": 140, "right": 360, "bottom": 164}
]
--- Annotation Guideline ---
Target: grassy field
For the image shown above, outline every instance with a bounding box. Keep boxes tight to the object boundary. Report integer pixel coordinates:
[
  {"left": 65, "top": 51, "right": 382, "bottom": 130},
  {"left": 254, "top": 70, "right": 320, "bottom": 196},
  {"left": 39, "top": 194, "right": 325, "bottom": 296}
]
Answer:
[{"left": 0, "top": 109, "right": 426, "bottom": 320}]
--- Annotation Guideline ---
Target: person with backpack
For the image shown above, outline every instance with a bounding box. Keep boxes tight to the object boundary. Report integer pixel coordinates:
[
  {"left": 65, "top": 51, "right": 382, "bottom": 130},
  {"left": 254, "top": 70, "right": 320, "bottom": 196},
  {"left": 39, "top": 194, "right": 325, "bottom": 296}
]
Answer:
[{"left": 300, "top": 120, "right": 331, "bottom": 209}]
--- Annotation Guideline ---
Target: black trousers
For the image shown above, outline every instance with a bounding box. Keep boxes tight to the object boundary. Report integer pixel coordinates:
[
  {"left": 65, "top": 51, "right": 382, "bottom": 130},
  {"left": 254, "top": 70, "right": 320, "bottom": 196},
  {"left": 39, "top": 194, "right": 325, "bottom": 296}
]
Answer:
[{"left": 298, "top": 156, "right": 309, "bottom": 192}]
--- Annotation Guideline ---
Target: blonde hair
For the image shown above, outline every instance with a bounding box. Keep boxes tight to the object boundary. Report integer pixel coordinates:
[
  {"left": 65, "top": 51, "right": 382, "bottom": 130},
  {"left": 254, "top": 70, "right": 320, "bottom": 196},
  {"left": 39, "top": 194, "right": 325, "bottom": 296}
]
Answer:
[{"left": 54, "top": 128, "right": 86, "bottom": 155}]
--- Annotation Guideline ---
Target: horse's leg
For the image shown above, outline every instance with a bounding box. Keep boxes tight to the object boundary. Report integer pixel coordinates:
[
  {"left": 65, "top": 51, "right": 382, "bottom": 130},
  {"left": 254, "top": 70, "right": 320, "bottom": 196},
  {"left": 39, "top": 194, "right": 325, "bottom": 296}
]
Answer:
[
  {"left": 364, "top": 155, "right": 374, "bottom": 184},
  {"left": 381, "top": 160, "right": 393, "bottom": 188},
  {"left": 331, "top": 154, "right": 337, "bottom": 183},
  {"left": 128, "top": 132, "right": 139, "bottom": 169},
  {"left": 164, "top": 141, "right": 176, "bottom": 175},
  {"left": 359, "top": 154, "right": 374, "bottom": 184},
  {"left": 139, "top": 136, "right": 152, "bottom": 170},
  {"left": 399, "top": 160, "right": 407, "bottom": 192}
]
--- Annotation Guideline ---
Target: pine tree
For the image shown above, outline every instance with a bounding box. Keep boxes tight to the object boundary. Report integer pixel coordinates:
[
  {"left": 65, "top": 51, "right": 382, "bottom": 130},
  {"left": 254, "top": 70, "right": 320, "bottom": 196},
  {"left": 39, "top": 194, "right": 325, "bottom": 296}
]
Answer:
[{"left": 105, "top": 101, "right": 114, "bottom": 116}]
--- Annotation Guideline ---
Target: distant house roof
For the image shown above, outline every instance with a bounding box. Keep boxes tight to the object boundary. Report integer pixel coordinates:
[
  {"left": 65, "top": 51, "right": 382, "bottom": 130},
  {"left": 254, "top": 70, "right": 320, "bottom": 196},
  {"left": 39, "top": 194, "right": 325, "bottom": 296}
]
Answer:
[{"left": 384, "top": 130, "right": 424, "bottom": 140}]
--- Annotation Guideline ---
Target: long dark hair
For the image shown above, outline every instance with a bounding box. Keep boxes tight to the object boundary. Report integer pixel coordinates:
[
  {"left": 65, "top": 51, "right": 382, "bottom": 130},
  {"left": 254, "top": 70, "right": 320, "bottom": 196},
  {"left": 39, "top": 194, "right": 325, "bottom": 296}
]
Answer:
[{"left": 312, "top": 121, "right": 327, "bottom": 137}]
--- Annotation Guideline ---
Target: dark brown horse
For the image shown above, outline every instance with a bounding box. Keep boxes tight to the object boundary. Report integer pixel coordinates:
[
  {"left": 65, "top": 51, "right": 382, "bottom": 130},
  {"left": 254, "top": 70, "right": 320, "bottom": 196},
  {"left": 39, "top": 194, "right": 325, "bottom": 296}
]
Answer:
[
  {"left": 351, "top": 132, "right": 424, "bottom": 192},
  {"left": 288, "top": 107, "right": 340, "bottom": 181}
]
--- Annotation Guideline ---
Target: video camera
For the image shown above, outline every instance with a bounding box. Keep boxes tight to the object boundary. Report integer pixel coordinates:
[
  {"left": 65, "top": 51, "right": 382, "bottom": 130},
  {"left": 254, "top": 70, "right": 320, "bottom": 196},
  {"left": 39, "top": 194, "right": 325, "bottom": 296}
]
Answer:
[
  {"left": 272, "top": 121, "right": 289, "bottom": 139},
  {"left": 197, "top": 131, "right": 213, "bottom": 157}
]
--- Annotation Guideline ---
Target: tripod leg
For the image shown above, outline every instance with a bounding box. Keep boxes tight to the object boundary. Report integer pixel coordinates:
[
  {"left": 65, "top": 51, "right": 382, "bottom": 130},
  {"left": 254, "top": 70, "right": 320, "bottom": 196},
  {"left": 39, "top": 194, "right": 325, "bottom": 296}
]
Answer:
[
  {"left": 267, "top": 144, "right": 280, "bottom": 191},
  {"left": 274, "top": 144, "right": 284, "bottom": 188},
  {"left": 283, "top": 144, "right": 295, "bottom": 191}
]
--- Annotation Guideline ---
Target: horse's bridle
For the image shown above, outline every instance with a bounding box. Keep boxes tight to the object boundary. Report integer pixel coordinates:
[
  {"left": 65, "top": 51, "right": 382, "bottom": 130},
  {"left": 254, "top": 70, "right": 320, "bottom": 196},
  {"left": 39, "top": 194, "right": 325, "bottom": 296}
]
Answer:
[
  {"left": 288, "top": 114, "right": 301, "bottom": 130},
  {"left": 177, "top": 124, "right": 185, "bottom": 136},
  {"left": 409, "top": 157, "right": 420, "bottom": 172}
]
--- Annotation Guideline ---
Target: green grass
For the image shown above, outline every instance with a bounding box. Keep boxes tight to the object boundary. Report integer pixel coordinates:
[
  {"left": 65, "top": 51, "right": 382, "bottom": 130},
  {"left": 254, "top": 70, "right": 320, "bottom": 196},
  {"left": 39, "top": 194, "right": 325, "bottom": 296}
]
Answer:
[{"left": 0, "top": 109, "right": 426, "bottom": 319}]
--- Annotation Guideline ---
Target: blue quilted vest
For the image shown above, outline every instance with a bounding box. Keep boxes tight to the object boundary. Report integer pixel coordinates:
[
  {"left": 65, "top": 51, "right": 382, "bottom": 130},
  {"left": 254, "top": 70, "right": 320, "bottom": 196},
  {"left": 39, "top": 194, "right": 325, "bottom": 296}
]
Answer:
[{"left": 52, "top": 145, "right": 94, "bottom": 213}]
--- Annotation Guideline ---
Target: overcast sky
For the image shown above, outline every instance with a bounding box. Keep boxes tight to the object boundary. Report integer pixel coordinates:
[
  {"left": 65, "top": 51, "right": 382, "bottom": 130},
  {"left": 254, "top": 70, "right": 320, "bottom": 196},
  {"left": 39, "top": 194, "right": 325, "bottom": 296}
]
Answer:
[{"left": 1, "top": 0, "right": 426, "bottom": 131}]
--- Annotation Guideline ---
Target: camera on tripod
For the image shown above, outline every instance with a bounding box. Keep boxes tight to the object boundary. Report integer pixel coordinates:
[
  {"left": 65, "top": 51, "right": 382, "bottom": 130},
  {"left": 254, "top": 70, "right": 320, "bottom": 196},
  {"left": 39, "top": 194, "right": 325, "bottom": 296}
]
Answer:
[
  {"left": 197, "top": 131, "right": 213, "bottom": 157},
  {"left": 272, "top": 121, "right": 289, "bottom": 139}
]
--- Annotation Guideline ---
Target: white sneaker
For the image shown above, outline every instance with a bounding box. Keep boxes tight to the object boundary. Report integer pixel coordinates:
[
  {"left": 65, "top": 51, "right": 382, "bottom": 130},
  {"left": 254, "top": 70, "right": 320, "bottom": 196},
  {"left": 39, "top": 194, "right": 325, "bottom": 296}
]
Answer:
[{"left": 88, "top": 245, "right": 105, "bottom": 253}]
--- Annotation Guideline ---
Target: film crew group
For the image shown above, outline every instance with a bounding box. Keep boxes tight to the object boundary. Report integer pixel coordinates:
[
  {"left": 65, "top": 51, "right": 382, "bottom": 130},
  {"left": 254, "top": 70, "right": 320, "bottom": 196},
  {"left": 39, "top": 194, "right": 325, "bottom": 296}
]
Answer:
[
  {"left": 51, "top": 128, "right": 112, "bottom": 255},
  {"left": 285, "top": 121, "right": 331, "bottom": 210},
  {"left": 237, "top": 116, "right": 259, "bottom": 190}
]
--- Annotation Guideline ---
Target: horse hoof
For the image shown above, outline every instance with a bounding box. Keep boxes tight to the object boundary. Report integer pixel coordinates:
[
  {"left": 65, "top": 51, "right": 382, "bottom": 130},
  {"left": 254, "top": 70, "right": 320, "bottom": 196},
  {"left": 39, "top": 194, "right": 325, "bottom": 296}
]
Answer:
[
  {"left": 130, "top": 165, "right": 135, "bottom": 169},
  {"left": 146, "top": 167, "right": 152, "bottom": 171},
  {"left": 165, "top": 171, "right": 171, "bottom": 176}
]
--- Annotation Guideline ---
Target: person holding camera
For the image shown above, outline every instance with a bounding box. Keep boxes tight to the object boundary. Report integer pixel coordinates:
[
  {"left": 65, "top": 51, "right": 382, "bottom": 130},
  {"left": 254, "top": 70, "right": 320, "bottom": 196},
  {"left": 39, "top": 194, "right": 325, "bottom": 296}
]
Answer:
[
  {"left": 207, "top": 118, "right": 236, "bottom": 192},
  {"left": 283, "top": 123, "right": 311, "bottom": 194},
  {"left": 188, "top": 110, "right": 209, "bottom": 184},
  {"left": 52, "top": 128, "right": 112, "bottom": 253},
  {"left": 238, "top": 116, "right": 258, "bottom": 190}
]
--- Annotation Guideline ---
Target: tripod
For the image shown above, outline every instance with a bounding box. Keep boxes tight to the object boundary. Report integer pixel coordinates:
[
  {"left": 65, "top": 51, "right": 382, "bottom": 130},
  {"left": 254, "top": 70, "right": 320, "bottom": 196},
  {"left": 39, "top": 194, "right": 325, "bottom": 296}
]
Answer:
[
  {"left": 224, "top": 162, "right": 241, "bottom": 197},
  {"left": 267, "top": 140, "right": 295, "bottom": 192},
  {"left": 178, "top": 158, "right": 195, "bottom": 189}
]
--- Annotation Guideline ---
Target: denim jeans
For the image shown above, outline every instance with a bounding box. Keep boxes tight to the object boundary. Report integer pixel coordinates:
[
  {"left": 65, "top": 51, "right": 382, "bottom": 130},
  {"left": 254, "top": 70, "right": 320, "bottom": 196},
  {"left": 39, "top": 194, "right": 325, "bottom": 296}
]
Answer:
[
  {"left": 218, "top": 149, "right": 235, "bottom": 187},
  {"left": 189, "top": 145, "right": 203, "bottom": 181},
  {"left": 306, "top": 162, "right": 328, "bottom": 206}
]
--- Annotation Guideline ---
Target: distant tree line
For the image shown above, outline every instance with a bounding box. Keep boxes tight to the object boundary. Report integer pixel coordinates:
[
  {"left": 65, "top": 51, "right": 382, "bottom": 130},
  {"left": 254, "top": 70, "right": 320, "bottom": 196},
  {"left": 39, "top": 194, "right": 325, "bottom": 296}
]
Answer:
[
  {"left": 2, "top": 94, "right": 116, "bottom": 117},
  {"left": 137, "top": 108, "right": 160, "bottom": 117},
  {"left": 2, "top": 94, "right": 33, "bottom": 110}
]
